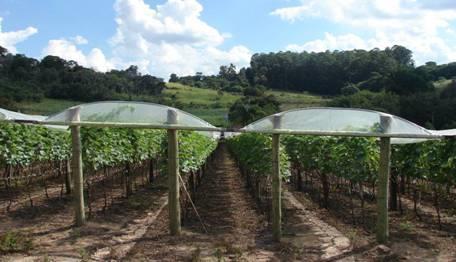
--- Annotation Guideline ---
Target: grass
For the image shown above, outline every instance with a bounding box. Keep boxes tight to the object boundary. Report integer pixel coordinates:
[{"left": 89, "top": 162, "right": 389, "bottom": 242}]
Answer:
[
  {"left": 163, "top": 83, "right": 241, "bottom": 127},
  {"left": 14, "top": 83, "right": 328, "bottom": 126},
  {"left": 185, "top": 108, "right": 229, "bottom": 127},
  {"left": 15, "top": 98, "right": 82, "bottom": 116},
  {"left": 164, "top": 83, "right": 329, "bottom": 125},
  {"left": 164, "top": 82, "right": 241, "bottom": 108},
  {"left": 433, "top": 79, "right": 453, "bottom": 90},
  {"left": 265, "top": 89, "right": 330, "bottom": 111}
]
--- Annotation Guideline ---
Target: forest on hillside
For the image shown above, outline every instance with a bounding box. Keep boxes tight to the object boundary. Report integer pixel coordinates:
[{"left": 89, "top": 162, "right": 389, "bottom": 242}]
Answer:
[
  {"left": 2, "top": 45, "right": 456, "bottom": 129},
  {"left": 174, "top": 45, "right": 456, "bottom": 129},
  {"left": 0, "top": 46, "right": 165, "bottom": 108}
]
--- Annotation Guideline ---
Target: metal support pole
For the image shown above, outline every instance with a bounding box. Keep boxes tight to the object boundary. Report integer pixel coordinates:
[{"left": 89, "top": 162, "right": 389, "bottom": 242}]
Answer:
[
  {"left": 69, "top": 107, "right": 85, "bottom": 226},
  {"left": 167, "top": 109, "right": 181, "bottom": 235},
  {"left": 272, "top": 114, "right": 282, "bottom": 241},
  {"left": 376, "top": 114, "right": 392, "bottom": 243}
]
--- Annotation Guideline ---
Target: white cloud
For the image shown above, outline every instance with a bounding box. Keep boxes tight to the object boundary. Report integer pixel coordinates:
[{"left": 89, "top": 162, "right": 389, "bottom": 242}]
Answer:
[
  {"left": 71, "top": 35, "right": 88, "bottom": 45},
  {"left": 272, "top": 0, "right": 456, "bottom": 64},
  {"left": 37, "top": 0, "right": 250, "bottom": 78},
  {"left": 0, "top": 17, "right": 38, "bottom": 53},
  {"left": 110, "top": 0, "right": 252, "bottom": 78},
  {"left": 286, "top": 33, "right": 369, "bottom": 53},
  {"left": 42, "top": 37, "right": 113, "bottom": 72}
]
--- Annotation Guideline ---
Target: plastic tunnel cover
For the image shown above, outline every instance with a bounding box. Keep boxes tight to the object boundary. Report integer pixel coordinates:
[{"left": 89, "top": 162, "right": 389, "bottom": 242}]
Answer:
[
  {"left": 241, "top": 107, "right": 436, "bottom": 144},
  {"left": 44, "top": 101, "right": 219, "bottom": 136},
  {"left": 0, "top": 107, "right": 47, "bottom": 121}
]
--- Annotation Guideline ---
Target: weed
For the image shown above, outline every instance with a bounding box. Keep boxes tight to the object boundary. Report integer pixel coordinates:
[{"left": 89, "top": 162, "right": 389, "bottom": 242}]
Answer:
[
  {"left": 0, "top": 231, "right": 33, "bottom": 253},
  {"left": 78, "top": 247, "right": 90, "bottom": 261},
  {"left": 70, "top": 228, "right": 81, "bottom": 240},
  {"left": 399, "top": 221, "right": 415, "bottom": 232},
  {"left": 41, "top": 254, "right": 52, "bottom": 262},
  {"left": 191, "top": 247, "right": 202, "bottom": 262},
  {"left": 346, "top": 229, "right": 359, "bottom": 245},
  {"left": 225, "top": 244, "right": 243, "bottom": 258},
  {"left": 214, "top": 247, "right": 224, "bottom": 262}
]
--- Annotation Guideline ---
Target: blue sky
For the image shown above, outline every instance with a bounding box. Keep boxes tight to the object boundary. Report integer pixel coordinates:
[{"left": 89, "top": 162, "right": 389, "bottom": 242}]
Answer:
[{"left": 1, "top": 0, "right": 456, "bottom": 78}]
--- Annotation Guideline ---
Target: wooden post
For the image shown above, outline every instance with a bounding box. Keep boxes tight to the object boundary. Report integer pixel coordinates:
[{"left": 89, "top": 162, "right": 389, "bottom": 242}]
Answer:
[
  {"left": 69, "top": 107, "right": 85, "bottom": 226},
  {"left": 272, "top": 114, "right": 282, "bottom": 241},
  {"left": 149, "top": 159, "right": 154, "bottom": 183},
  {"left": 65, "top": 159, "right": 73, "bottom": 195},
  {"left": 376, "top": 114, "right": 392, "bottom": 243},
  {"left": 167, "top": 109, "right": 181, "bottom": 235}
]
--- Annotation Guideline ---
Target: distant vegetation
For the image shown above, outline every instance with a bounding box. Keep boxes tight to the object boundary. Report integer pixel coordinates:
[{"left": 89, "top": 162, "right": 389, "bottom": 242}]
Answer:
[
  {"left": 227, "top": 86, "right": 280, "bottom": 127},
  {"left": 171, "top": 45, "right": 430, "bottom": 95},
  {"left": 171, "top": 45, "right": 456, "bottom": 129},
  {"left": 0, "top": 46, "right": 165, "bottom": 108},
  {"left": 3, "top": 44, "right": 456, "bottom": 128}
]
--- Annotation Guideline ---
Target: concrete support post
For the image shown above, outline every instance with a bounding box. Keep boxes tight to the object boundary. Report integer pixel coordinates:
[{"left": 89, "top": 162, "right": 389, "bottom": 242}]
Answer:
[
  {"left": 272, "top": 114, "right": 282, "bottom": 241},
  {"left": 376, "top": 114, "right": 392, "bottom": 243},
  {"left": 69, "top": 107, "right": 85, "bottom": 226},
  {"left": 167, "top": 109, "right": 181, "bottom": 235}
]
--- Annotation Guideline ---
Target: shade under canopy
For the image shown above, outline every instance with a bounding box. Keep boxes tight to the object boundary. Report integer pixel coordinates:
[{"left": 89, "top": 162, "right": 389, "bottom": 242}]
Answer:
[
  {"left": 241, "top": 107, "right": 442, "bottom": 144},
  {"left": 44, "top": 101, "right": 220, "bottom": 132}
]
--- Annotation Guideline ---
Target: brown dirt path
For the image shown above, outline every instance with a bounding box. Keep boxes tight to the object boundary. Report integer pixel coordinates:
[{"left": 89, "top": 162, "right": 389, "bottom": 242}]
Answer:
[
  {"left": 0, "top": 175, "right": 168, "bottom": 261},
  {"left": 126, "top": 144, "right": 280, "bottom": 261},
  {"left": 282, "top": 191, "right": 352, "bottom": 260},
  {"left": 127, "top": 144, "right": 353, "bottom": 261},
  {"left": 290, "top": 185, "right": 456, "bottom": 261}
]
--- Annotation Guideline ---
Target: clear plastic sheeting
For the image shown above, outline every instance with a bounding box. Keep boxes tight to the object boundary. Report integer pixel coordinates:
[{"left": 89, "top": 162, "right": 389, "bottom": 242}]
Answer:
[
  {"left": 241, "top": 107, "right": 440, "bottom": 144},
  {"left": 44, "top": 101, "right": 219, "bottom": 131},
  {"left": 0, "top": 108, "right": 46, "bottom": 121},
  {"left": 430, "top": 129, "right": 456, "bottom": 136},
  {"left": 0, "top": 107, "right": 68, "bottom": 131},
  {"left": 222, "top": 131, "right": 241, "bottom": 139}
]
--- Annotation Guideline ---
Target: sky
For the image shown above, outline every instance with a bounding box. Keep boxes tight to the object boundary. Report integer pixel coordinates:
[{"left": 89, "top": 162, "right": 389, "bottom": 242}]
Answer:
[{"left": 1, "top": 0, "right": 456, "bottom": 79}]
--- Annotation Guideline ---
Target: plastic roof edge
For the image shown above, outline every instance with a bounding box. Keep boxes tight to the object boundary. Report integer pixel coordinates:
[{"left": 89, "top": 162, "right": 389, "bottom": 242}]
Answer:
[
  {"left": 45, "top": 100, "right": 217, "bottom": 129},
  {"left": 239, "top": 107, "right": 438, "bottom": 139}
]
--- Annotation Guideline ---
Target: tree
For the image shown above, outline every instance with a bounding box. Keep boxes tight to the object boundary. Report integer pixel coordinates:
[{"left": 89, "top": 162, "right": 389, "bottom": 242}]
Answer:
[
  {"left": 228, "top": 95, "right": 280, "bottom": 127},
  {"left": 341, "top": 83, "right": 360, "bottom": 96},
  {"left": 137, "top": 75, "right": 165, "bottom": 95},
  {"left": 329, "top": 90, "right": 400, "bottom": 115},
  {"left": 387, "top": 45, "right": 414, "bottom": 67},
  {"left": 125, "top": 65, "right": 140, "bottom": 78},
  {"left": 0, "top": 46, "right": 8, "bottom": 57},
  {"left": 219, "top": 63, "right": 237, "bottom": 81},
  {"left": 40, "top": 55, "right": 67, "bottom": 70},
  {"left": 243, "top": 86, "right": 264, "bottom": 96},
  {"left": 388, "top": 67, "right": 433, "bottom": 94},
  {"left": 169, "top": 73, "right": 179, "bottom": 83}
]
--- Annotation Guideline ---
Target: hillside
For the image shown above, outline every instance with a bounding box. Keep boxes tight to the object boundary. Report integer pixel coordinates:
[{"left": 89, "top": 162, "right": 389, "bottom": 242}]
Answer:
[{"left": 14, "top": 83, "right": 328, "bottom": 127}]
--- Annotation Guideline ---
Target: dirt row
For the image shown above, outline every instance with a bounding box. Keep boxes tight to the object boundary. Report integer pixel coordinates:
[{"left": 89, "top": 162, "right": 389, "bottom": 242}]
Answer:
[
  {"left": 290, "top": 182, "right": 456, "bottom": 261},
  {"left": 0, "top": 169, "right": 168, "bottom": 261},
  {"left": 125, "top": 144, "right": 353, "bottom": 261}
]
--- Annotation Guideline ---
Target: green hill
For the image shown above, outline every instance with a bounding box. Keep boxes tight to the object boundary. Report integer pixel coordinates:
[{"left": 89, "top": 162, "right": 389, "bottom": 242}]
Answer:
[{"left": 14, "top": 83, "right": 328, "bottom": 127}]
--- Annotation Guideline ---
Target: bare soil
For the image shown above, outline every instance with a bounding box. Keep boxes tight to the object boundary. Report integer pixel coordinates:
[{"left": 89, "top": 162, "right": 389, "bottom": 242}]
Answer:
[
  {"left": 290, "top": 184, "right": 456, "bottom": 261},
  {"left": 126, "top": 144, "right": 352, "bottom": 261},
  {"left": 0, "top": 170, "right": 168, "bottom": 261}
]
